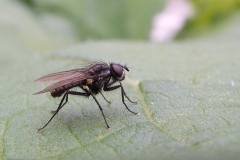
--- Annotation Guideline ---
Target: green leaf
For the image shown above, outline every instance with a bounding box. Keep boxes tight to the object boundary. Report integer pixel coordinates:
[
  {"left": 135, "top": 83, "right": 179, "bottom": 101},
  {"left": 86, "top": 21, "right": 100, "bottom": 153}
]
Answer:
[{"left": 1, "top": 1, "right": 240, "bottom": 160}]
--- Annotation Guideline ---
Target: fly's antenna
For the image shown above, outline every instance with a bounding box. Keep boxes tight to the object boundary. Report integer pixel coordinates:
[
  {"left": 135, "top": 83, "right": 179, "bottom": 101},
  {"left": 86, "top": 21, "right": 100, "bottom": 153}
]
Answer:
[{"left": 123, "top": 62, "right": 130, "bottom": 72}]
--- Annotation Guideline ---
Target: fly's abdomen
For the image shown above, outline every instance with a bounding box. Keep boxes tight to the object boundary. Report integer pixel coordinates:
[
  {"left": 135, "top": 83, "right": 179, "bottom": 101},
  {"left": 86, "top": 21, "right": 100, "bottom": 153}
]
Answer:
[
  {"left": 51, "top": 79, "right": 87, "bottom": 97},
  {"left": 51, "top": 89, "right": 65, "bottom": 97}
]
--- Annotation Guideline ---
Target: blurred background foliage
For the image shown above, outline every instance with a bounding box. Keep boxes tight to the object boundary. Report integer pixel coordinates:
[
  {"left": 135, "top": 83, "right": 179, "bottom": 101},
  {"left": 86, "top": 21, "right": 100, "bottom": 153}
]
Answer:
[
  {"left": 18, "top": 0, "right": 240, "bottom": 41},
  {"left": 178, "top": 0, "right": 240, "bottom": 38}
]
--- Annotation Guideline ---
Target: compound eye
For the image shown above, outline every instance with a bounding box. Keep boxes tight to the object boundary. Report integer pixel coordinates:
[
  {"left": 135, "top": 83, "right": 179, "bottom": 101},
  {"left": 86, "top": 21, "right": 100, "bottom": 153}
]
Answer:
[{"left": 112, "top": 63, "right": 123, "bottom": 78}]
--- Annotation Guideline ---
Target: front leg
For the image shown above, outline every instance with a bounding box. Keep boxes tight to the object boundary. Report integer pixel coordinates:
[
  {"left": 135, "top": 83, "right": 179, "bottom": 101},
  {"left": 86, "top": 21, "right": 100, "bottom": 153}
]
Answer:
[
  {"left": 104, "top": 82, "right": 137, "bottom": 104},
  {"left": 103, "top": 82, "right": 138, "bottom": 115}
]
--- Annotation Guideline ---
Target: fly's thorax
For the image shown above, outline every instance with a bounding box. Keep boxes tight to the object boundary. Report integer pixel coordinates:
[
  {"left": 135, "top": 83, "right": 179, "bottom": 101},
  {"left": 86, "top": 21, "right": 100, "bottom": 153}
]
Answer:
[
  {"left": 88, "top": 62, "right": 109, "bottom": 75},
  {"left": 92, "top": 74, "right": 111, "bottom": 88},
  {"left": 88, "top": 62, "right": 111, "bottom": 87}
]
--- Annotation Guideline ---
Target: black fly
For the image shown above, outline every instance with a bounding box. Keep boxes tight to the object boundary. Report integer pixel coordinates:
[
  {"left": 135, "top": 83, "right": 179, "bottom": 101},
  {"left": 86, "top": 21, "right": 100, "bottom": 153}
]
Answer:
[{"left": 34, "top": 62, "right": 139, "bottom": 130}]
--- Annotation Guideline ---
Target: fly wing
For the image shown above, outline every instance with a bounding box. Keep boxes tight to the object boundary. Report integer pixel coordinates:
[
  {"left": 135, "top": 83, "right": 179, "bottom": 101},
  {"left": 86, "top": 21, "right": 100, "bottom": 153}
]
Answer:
[
  {"left": 34, "top": 68, "right": 87, "bottom": 83},
  {"left": 33, "top": 75, "right": 94, "bottom": 95},
  {"left": 34, "top": 67, "right": 92, "bottom": 95}
]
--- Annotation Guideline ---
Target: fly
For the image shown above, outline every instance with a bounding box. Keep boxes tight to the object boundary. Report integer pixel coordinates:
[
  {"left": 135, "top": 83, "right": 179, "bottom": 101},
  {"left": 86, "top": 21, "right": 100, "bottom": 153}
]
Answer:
[{"left": 34, "top": 62, "right": 139, "bottom": 130}]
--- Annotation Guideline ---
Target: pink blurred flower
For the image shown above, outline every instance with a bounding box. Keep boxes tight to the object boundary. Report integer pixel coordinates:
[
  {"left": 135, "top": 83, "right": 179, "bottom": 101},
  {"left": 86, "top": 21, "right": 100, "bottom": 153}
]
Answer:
[{"left": 150, "top": 0, "right": 193, "bottom": 42}]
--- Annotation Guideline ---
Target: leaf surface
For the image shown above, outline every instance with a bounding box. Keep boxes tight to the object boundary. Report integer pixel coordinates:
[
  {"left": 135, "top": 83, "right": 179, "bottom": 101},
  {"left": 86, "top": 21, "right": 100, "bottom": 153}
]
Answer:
[{"left": 1, "top": 1, "right": 240, "bottom": 160}]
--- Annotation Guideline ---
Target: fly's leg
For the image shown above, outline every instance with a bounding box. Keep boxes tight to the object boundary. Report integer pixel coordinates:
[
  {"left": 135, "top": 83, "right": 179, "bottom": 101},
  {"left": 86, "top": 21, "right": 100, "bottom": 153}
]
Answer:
[
  {"left": 119, "top": 82, "right": 139, "bottom": 115},
  {"left": 89, "top": 90, "right": 110, "bottom": 129},
  {"left": 103, "top": 82, "right": 139, "bottom": 115},
  {"left": 100, "top": 92, "right": 111, "bottom": 104},
  {"left": 51, "top": 91, "right": 89, "bottom": 113},
  {"left": 104, "top": 80, "right": 137, "bottom": 104},
  {"left": 51, "top": 94, "right": 68, "bottom": 114},
  {"left": 119, "top": 82, "right": 137, "bottom": 104},
  {"left": 38, "top": 91, "right": 89, "bottom": 131}
]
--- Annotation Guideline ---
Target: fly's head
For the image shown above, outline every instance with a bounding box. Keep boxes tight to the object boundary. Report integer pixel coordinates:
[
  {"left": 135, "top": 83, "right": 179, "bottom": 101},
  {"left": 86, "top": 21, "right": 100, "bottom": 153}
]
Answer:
[{"left": 110, "top": 63, "right": 129, "bottom": 81}]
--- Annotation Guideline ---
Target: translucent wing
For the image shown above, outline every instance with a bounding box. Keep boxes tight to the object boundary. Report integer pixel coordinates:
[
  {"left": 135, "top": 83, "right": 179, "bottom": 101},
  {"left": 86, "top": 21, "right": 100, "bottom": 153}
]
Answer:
[
  {"left": 34, "top": 68, "right": 87, "bottom": 83},
  {"left": 34, "top": 68, "right": 91, "bottom": 95},
  {"left": 33, "top": 75, "right": 94, "bottom": 95}
]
